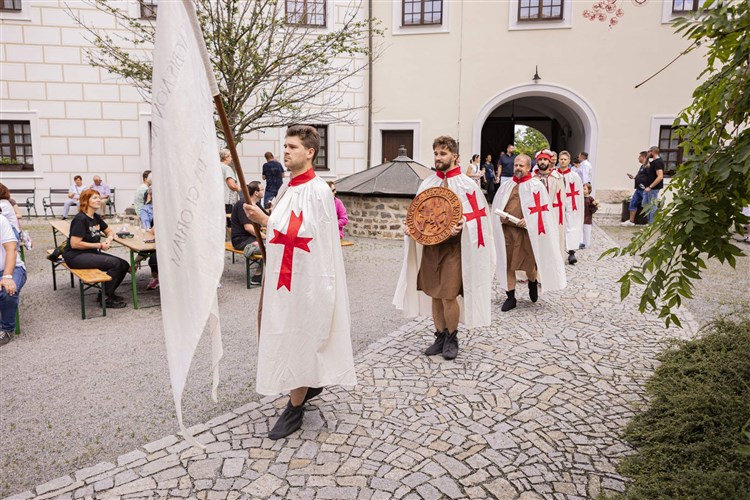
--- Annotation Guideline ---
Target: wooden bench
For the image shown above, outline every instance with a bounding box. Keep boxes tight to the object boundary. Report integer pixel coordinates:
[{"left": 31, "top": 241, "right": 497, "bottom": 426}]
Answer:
[
  {"left": 47, "top": 249, "right": 75, "bottom": 291},
  {"left": 224, "top": 242, "right": 263, "bottom": 289},
  {"left": 62, "top": 264, "right": 112, "bottom": 319},
  {"left": 42, "top": 188, "right": 73, "bottom": 218},
  {"left": 11, "top": 188, "right": 37, "bottom": 218}
]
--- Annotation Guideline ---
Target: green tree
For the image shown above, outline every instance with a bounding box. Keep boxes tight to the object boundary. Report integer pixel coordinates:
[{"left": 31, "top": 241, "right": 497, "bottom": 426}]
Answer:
[
  {"left": 71, "top": 0, "right": 381, "bottom": 144},
  {"left": 604, "top": 0, "right": 750, "bottom": 327},
  {"left": 513, "top": 126, "right": 550, "bottom": 157}
]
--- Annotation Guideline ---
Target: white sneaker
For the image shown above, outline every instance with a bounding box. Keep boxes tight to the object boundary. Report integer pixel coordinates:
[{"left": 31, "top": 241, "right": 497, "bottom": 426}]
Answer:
[{"left": 620, "top": 220, "right": 635, "bottom": 227}]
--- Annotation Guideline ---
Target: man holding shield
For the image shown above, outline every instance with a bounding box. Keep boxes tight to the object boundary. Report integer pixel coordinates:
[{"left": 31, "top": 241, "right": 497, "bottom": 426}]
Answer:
[
  {"left": 243, "top": 125, "right": 356, "bottom": 440},
  {"left": 394, "top": 136, "right": 494, "bottom": 360}
]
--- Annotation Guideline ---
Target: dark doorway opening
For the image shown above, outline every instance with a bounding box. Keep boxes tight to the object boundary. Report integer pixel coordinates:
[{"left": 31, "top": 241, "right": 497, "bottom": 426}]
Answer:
[{"left": 382, "top": 130, "right": 414, "bottom": 162}]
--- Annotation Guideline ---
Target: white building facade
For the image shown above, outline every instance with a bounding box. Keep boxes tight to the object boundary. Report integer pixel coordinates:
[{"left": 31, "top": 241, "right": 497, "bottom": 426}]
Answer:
[{"left": 1, "top": 0, "right": 706, "bottom": 210}]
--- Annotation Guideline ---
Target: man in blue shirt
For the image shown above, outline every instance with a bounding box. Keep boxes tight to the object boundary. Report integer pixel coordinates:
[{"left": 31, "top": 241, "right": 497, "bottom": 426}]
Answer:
[
  {"left": 261, "top": 152, "right": 285, "bottom": 208},
  {"left": 498, "top": 144, "right": 517, "bottom": 186}
]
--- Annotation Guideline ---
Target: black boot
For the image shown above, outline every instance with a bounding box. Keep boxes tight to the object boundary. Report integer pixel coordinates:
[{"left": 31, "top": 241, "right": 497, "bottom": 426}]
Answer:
[
  {"left": 424, "top": 330, "right": 447, "bottom": 356},
  {"left": 568, "top": 250, "right": 577, "bottom": 265},
  {"left": 303, "top": 387, "right": 324, "bottom": 405},
  {"left": 442, "top": 330, "right": 459, "bottom": 360},
  {"left": 268, "top": 401, "right": 304, "bottom": 440},
  {"left": 529, "top": 280, "right": 539, "bottom": 303},
  {"left": 501, "top": 290, "right": 517, "bottom": 312}
]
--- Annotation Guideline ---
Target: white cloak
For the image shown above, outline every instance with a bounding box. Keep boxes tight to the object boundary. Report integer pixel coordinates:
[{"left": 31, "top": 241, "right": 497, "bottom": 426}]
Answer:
[
  {"left": 490, "top": 176, "right": 566, "bottom": 293},
  {"left": 535, "top": 170, "right": 567, "bottom": 262},
  {"left": 560, "top": 168, "right": 584, "bottom": 251},
  {"left": 256, "top": 174, "right": 356, "bottom": 395},
  {"left": 393, "top": 170, "right": 495, "bottom": 329}
]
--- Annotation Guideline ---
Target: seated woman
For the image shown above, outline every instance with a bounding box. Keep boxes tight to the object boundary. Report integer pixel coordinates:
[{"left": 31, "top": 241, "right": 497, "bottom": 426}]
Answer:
[
  {"left": 230, "top": 181, "right": 268, "bottom": 285},
  {"left": 0, "top": 214, "right": 26, "bottom": 345},
  {"left": 327, "top": 181, "right": 348, "bottom": 239},
  {"left": 62, "top": 189, "right": 130, "bottom": 308}
]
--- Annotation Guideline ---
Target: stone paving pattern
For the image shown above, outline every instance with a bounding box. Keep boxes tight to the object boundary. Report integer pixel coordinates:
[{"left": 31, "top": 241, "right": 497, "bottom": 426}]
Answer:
[{"left": 8, "top": 226, "right": 697, "bottom": 499}]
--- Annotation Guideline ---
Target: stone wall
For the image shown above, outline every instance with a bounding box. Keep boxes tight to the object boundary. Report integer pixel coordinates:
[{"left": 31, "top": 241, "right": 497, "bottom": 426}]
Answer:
[{"left": 339, "top": 195, "right": 410, "bottom": 239}]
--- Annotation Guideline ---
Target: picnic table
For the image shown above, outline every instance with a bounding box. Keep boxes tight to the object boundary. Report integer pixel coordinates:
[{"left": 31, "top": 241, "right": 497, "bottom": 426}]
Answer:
[{"left": 48, "top": 220, "right": 158, "bottom": 310}]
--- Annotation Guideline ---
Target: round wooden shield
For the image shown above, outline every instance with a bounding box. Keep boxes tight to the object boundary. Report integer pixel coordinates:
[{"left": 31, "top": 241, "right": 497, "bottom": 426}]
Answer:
[{"left": 406, "top": 187, "right": 463, "bottom": 246}]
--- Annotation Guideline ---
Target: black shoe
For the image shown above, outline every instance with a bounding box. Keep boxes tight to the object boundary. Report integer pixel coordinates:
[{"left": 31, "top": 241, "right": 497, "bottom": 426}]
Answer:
[
  {"left": 0, "top": 330, "right": 13, "bottom": 346},
  {"left": 268, "top": 401, "right": 304, "bottom": 440},
  {"left": 424, "top": 330, "right": 447, "bottom": 356},
  {"left": 568, "top": 251, "right": 577, "bottom": 265},
  {"left": 501, "top": 290, "right": 517, "bottom": 312},
  {"left": 110, "top": 294, "right": 125, "bottom": 302},
  {"left": 579, "top": 243, "right": 585, "bottom": 250},
  {"left": 442, "top": 331, "right": 458, "bottom": 360},
  {"left": 529, "top": 280, "right": 539, "bottom": 303},
  {"left": 105, "top": 299, "right": 127, "bottom": 309},
  {"left": 303, "top": 387, "right": 324, "bottom": 405},
  {"left": 250, "top": 274, "right": 262, "bottom": 285}
]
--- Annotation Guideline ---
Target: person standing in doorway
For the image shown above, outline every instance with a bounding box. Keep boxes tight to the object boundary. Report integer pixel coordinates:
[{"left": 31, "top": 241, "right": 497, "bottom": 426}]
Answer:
[
  {"left": 498, "top": 144, "right": 517, "bottom": 187},
  {"left": 577, "top": 152, "right": 593, "bottom": 185}
]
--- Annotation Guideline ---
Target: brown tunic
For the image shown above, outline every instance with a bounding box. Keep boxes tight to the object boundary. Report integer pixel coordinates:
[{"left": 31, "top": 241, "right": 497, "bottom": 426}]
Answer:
[
  {"left": 502, "top": 185, "right": 537, "bottom": 274},
  {"left": 417, "top": 234, "right": 463, "bottom": 299}
]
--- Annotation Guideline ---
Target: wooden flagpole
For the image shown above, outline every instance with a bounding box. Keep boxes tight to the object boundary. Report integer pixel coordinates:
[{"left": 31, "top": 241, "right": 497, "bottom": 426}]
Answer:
[{"left": 213, "top": 96, "right": 267, "bottom": 263}]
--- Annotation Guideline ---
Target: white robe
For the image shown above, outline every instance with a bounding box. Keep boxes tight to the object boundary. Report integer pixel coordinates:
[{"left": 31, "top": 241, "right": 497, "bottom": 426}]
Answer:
[
  {"left": 393, "top": 170, "right": 495, "bottom": 329},
  {"left": 535, "top": 170, "right": 567, "bottom": 262},
  {"left": 559, "top": 168, "right": 585, "bottom": 251},
  {"left": 490, "top": 176, "right": 566, "bottom": 293},
  {"left": 256, "top": 174, "right": 356, "bottom": 395}
]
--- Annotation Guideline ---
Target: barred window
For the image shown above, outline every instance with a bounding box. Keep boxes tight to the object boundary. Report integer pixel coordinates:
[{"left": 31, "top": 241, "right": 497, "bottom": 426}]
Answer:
[
  {"left": 0, "top": 0, "right": 22, "bottom": 12},
  {"left": 286, "top": 0, "right": 326, "bottom": 27},
  {"left": 313, "top": 125, "right": 328, "bottom": 171},
  {"left": 139, "top": 0, "right": 157, "bottom": 20},
  {"left": 0, "top": 121, "right": 34, "bottom": 171},
  {"left": 658, "top": 125, "right": 686, "bottom": 176},
  {"left": 518, "top": 0, "right": 563, "bottom": 21},
  {"left": 672, "top": 0, "right": 707, "bottom": 13},
  {"left": 402, "top": 0, "right": 443, "bottom": 26}
]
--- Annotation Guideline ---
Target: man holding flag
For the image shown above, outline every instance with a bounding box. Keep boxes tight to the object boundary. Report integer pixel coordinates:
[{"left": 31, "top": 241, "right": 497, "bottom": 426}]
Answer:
[{"left": 243, "top": 125, "right": 356, "bottom": 440}]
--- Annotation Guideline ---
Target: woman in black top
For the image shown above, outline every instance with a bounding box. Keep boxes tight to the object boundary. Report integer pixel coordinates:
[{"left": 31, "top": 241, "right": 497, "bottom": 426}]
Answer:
[{"left": 62, "top": 189, "right": 130, "bottom": 308}]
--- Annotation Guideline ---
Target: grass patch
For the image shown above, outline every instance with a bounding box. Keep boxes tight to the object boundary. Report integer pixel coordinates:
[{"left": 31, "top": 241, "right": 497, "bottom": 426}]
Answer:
[{"left": 612, "top": 313, "right": 750, "bottom": 499}]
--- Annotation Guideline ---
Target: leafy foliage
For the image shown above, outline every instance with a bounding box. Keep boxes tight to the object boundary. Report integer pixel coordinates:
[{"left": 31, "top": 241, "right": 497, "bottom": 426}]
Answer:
[
  {"left": 514, "top": 126, "right": 550, "bottom": 157},
  {"left": 70, "top": 0, "right": 381, "bottom": 144},
  {"left": 602, "top": 0, "right": 750, "bottom": 327},
  {"left": 610, "top": 313, "right": 750, "bottom": 499}
]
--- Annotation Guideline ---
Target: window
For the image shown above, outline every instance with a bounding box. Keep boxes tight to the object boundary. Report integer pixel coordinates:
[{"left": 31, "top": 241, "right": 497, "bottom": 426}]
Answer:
[
  {"left": 140, "top": 0, "right": 157, "bottom": 19},
  {"left": 658, "top": 125, "right": 685, "bottom": 176},
  {"left": 286, "top": 0, "right": 326, "bottom": 27},
  {"left": 0, "top": 0, "right": 21, "bottom": 11},
  {"left": 0, "top": 121, "right": 34, "bottom": 171},
  {"left": 672, "top": 0, "right": 706, "bottom": 13},
  {"left": 382, "top": 130, "right": 414, "bottom": 162},
  {"left": 313, "top": 125, "right": 328, "bottom": 171},
  {"left": 518, "top": 0, "right": 563, "bottom": 21},
  {"left": 402, "top": 0, "right": 442, "bottom": 26}
]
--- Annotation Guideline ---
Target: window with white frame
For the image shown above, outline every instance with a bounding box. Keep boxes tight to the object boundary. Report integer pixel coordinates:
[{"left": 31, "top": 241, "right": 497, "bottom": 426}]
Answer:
[
  {"left": 402, "top": 0, "right": 443, "bottom": 26},
  {"left": 286, "top": 0, "right": 326, "bottom": 27},
  {"left": 518, "top": 0, "right": 563, "bottom": 21},
  {"left": 0, "top": 121, "right": 34, "bottom": 171},
  {"left": 672, "top": 0, "right": 707, "bottom": 13},
  {"left": 139, "top": 0, "right": 157, "bottom": 19},
  {"left": 0, "top": 0, "right": 22, "bottom": 12}
]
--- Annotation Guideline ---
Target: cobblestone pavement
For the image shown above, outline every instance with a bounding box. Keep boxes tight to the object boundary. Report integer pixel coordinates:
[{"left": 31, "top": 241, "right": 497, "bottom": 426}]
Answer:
[{"left": 8, "top": 225, "right": 697, "bottom": 500}]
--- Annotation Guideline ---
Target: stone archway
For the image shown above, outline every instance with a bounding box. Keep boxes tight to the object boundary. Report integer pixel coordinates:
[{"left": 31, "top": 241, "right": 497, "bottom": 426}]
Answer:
[{"left": 473, "top": 83, "right": 600, "bottom": 186}]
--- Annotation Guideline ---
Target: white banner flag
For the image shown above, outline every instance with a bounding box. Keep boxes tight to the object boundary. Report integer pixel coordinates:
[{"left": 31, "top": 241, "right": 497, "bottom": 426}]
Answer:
[{"left": 151, "top": 0, "right": 225, "bottom": 447}]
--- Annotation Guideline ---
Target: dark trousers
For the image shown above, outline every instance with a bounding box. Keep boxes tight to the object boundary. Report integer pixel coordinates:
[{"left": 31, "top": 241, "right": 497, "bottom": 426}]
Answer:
[{"left": 64, "top": 252, "right": 130, "bottom": 298}]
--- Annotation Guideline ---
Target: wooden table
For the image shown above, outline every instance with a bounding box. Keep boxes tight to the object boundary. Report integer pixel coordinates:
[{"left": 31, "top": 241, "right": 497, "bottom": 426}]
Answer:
[
  {"left": 110, "top": 224, "right": 157, "bottom": 310},
  {"left": 49, "top": 219, "right": 71, "bottom": 245}
]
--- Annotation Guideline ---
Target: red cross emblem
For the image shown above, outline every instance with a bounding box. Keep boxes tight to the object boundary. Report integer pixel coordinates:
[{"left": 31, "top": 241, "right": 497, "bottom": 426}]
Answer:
[
  {"left": 269, "top": 210, "right": 313, "bottom": 291},
  {"left": 566, "top": 181, "right": 580, "bottom": 211},
  {"left": 553, "top": 190, "right": 564, "bottom": 225},
  {"left": 528, "top": 191, "right": 549, "bottom": 235},
  {"left": 464, "top": 191, "right": 487, "bottom": 248}
]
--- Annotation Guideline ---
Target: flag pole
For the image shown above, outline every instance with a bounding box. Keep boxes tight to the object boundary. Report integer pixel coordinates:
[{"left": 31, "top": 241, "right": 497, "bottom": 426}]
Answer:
[{"left": 213, "top": 96, "right": 267, "bottom": 262}]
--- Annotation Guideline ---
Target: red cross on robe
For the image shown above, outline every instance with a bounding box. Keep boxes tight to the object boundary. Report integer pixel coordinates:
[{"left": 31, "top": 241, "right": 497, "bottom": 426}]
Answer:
[
  {"left": 566, "top": 182, "right": 580, "bottom": 211},
  {"left": 269, "top": 210, "right": 313, "bottom": 291},
  {"left": 528, "top": 191, "right": 549, "bottom": 235},
  {"left": 464, "top": 191, "right": 487, "bottom": 248},
  {"left": 553, "top": 190, "right": 564, "bottom": 225}
]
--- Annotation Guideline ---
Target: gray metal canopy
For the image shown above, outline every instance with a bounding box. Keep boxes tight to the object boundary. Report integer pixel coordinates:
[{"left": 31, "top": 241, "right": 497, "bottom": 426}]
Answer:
[{"left": 335, "top": 146, "right": 433, "bottom": 198}]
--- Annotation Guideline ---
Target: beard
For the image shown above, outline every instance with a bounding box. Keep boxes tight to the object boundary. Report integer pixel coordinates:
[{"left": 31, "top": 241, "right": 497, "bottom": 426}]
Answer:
[
  {"left": 435, "top": 159, "right": 452, "bottom": 171},
  {"left": 514, "top": 168, "right": 526, "bottom": 178},
  {"left": 537, "top": 162, "right": 550, "bottom": 171}
]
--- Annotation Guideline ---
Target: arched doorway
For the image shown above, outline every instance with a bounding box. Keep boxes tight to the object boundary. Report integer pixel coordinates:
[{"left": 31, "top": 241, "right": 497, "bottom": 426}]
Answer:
[{"left": 473, "top": 83, "right": 599, "bottom": 183}]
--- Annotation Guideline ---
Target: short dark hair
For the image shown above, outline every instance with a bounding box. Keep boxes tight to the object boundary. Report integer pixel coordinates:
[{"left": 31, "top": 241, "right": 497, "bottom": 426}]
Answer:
[
  {"left": 264, "top": 152, "right": 274, "bottom": 161},
  {"left": 142, "top": 170, "right": 151, "bottom": 181},
  {"left": 74, "top": 175, "right": 82, "bottom": 181},
  {"left": 579, "top": 152, "right": 589, "bottom": 159},
  {"left": 286, "top": 125, "right": 320, "bottom": 159},
  {"left": 649, "top": 146, "right": 660, "bottom": 154},
  {"left": 639, "top": 150, "right": 648, "bottom": 157},
  {"left": 432, "top": 135, "right": 458, "bottom": 154},
  {"left": 247, "top": 181, "right": 261, "bottom": 196},
  {"left": 471, "top": 154, "right": 480, "bottom": 162}
]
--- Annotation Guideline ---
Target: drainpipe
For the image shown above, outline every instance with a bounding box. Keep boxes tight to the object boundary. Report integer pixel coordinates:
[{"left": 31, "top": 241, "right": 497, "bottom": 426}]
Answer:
[{"left": 366, "top": 0, "right": 373, "bottom": 169}]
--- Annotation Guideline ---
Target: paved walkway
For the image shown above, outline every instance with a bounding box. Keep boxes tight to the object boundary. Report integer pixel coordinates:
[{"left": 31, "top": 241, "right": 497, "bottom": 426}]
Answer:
[{"left": 7, "top": 226, "right": 697, "bottom": 500}]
